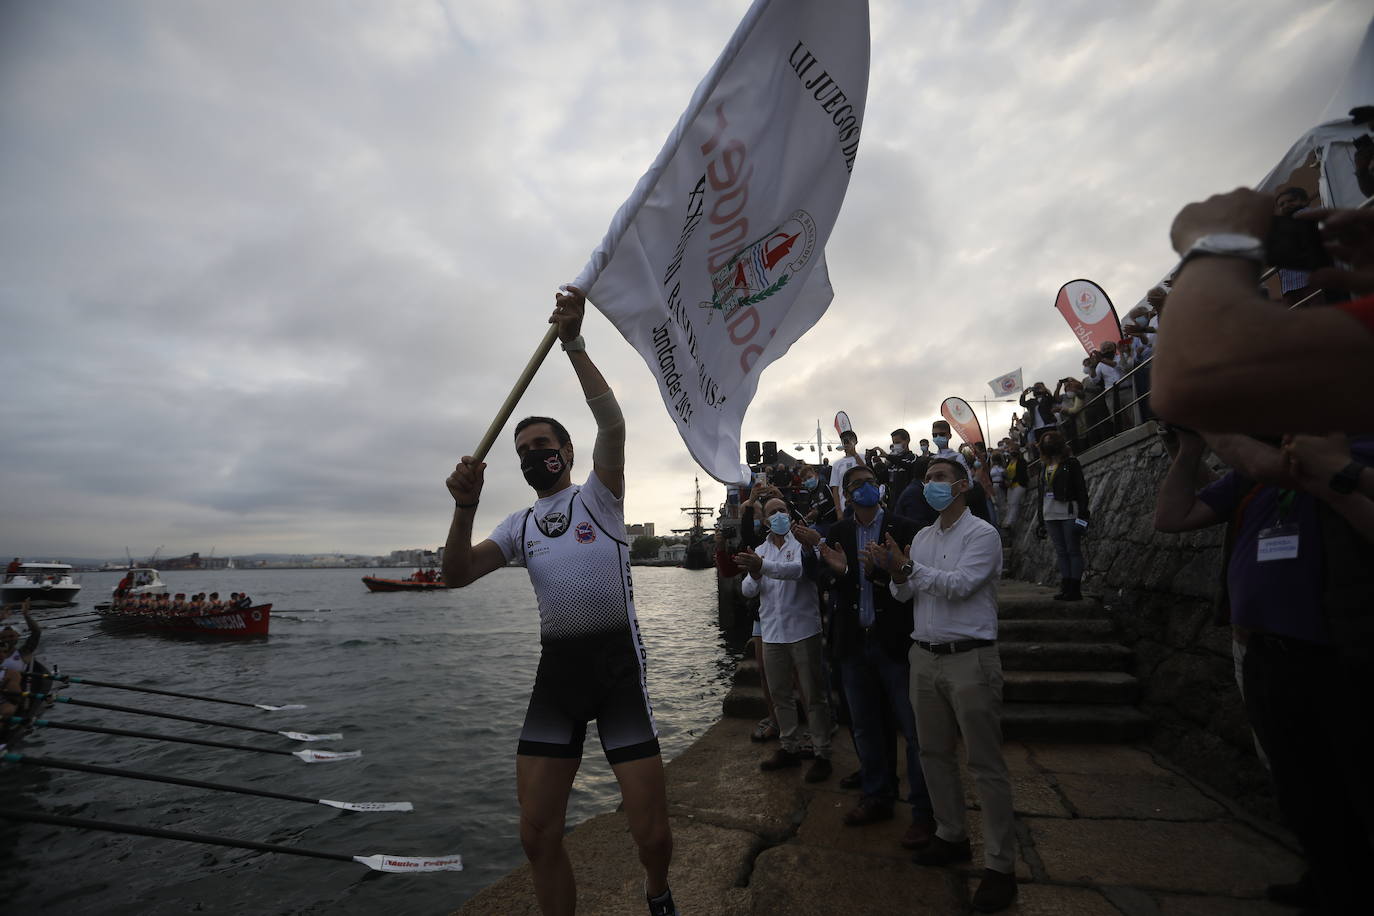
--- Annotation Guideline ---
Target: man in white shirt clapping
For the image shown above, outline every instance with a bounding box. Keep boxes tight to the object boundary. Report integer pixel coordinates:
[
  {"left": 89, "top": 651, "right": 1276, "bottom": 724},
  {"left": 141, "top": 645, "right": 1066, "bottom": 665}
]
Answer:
[
  {"left": 881, "top": 458, "right": 1018, "bottom": 914},
  {"left": 736, "top": 496, "right": 834, "bottom": 784}
]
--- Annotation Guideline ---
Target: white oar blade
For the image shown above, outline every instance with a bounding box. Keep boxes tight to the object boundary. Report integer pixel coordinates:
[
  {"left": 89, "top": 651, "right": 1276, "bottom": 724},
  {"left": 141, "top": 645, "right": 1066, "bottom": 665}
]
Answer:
[
  {"left": 292, "top": 749, "right": 362, "bottom": 763},
  {"left": 279, "top": 730, "right": 342, "bottom": 742},
  {"left": 353, "top": 853, "right": 463, "bottom": 873},
  {"left": 255, "top": 704, "right": 307, "bottom": 711},
  {"left": 319, "top": 799, "right": 413, "bottom": 812}
]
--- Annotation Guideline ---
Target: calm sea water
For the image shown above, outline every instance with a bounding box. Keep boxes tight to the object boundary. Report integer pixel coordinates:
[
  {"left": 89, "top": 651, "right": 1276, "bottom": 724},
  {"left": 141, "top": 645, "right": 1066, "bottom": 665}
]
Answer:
[{"left": 0, "top": 566, "right": 740, "bottom": 914}]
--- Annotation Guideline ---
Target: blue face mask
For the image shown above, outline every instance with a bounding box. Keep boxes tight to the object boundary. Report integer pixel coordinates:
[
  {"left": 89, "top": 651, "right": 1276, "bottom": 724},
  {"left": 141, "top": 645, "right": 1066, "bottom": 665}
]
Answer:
[
  {"left": 753, "top": 519, "right": 764, "bottom": 534},
  {"left": 924, "top": 481, "right": 958, "bottom": 511},
  {"left": 802, "top": 476, "right": 818, "bottom": 491},
  {"left": 933, "top": 436, "right": 950, "bottom": 449},
  {"left": 850, "top": 481, "right": 881, "bottom": 508},
  {"left": 768, "top": 512, "right": 792, "bottom": 535}
]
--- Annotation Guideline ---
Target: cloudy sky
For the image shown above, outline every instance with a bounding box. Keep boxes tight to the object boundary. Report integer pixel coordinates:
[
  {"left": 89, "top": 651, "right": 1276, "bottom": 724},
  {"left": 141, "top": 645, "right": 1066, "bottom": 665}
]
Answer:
[{"left": 1, "top": 0, "right": 1367, "bottom": 560}]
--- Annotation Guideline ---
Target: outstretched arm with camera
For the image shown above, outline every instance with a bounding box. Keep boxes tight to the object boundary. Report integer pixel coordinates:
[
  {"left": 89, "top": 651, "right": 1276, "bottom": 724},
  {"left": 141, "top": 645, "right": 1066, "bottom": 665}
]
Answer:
[{"left": 1153, "top": 189, "right": 1374, "bottom": 433}]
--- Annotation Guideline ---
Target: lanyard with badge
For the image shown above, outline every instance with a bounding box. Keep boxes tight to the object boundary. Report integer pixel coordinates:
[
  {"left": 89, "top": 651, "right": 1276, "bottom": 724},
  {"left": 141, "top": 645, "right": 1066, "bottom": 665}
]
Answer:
[{"left": 1256, "top": 489, "right": 1299, "bottom": 562}]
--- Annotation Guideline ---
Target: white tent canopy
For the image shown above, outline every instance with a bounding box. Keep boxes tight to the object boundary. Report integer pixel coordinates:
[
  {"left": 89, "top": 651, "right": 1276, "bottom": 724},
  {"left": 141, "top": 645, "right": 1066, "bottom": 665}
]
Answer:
[{"left": 1257, "top": 16, "right": 1373, "bottom": 208}]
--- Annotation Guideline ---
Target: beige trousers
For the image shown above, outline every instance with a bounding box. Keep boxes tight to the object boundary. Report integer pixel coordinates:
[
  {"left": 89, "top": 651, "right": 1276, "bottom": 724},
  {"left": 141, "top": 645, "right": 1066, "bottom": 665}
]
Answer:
[
  {"left": 763, "top": 634, "right": 832, "bottom": 758},
  {"left": 908, "top": 643, "right": 1016, "bottom": 873}
]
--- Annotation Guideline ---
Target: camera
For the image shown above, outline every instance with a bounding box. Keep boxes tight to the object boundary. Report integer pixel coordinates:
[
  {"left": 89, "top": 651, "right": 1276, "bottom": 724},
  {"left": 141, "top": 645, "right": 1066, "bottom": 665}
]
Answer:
[{"left": 1265, "top": 215, "right": 1330, "bottom": 272}]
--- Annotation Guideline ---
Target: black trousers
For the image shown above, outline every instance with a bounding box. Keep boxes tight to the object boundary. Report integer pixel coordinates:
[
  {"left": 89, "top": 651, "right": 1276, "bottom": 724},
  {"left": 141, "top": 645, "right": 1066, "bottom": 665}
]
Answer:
[{"left": 1243, "top": 633, "right": 1374, "bottom": 913}]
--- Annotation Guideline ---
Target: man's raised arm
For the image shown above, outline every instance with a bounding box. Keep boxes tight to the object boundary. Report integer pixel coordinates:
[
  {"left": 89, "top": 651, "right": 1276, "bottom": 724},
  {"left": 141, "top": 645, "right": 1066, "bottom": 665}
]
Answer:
[
  {"left": 553, "top": 286, "right": 625, "bottom": 499},
  {"left": 442, "top": 457, "right": 507, "bottom": 588}
]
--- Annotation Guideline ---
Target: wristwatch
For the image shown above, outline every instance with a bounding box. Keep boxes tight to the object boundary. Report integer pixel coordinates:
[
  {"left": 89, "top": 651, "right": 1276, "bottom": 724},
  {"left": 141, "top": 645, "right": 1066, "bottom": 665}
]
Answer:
[
  {"left": 1330, "top": 461, "right": 1366, "bottom": 495},
  {"left": 1180, "top": 234, "right": 1265, "bottom": 268},
  {"left": 898, "top": 561, "right": 914, "bottom": 578},
  {"left": 560, "top": 335, "right": 586, "bottom": 352}
]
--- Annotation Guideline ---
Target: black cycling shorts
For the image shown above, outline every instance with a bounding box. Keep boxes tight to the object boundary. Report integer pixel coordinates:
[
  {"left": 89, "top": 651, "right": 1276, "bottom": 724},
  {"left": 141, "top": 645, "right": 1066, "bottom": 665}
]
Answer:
[{"left": 517, "top": 629, "right": 660, "bottom": 765}]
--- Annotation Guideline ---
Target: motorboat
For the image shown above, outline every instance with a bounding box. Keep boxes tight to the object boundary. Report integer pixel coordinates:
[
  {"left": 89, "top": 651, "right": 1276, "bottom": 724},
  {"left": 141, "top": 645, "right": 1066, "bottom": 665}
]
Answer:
[
  {"left": 1, "top": 561, "right": 82, "bottom": 607},
  {"left": 112, "top": 568, "right": 168, "bottom": 600}
]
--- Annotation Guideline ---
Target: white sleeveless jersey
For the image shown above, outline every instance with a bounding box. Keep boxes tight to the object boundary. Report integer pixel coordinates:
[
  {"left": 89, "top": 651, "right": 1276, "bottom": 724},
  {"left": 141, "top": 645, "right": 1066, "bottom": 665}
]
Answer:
[
  {"left": 490, "top": 475, "right": 641, "bottom": 644},
  {"left": 2, "top": 649, "right": 26, "bottom": 674}
]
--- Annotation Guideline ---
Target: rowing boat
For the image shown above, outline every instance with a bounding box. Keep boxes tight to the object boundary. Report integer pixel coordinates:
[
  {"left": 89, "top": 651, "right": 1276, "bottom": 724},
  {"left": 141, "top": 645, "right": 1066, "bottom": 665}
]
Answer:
[
  {"left": 361, "top": 573, "right": 449, "bottom": 592},
  {"left": 95, "top": 604, "right": 272, "bottom": 637}
]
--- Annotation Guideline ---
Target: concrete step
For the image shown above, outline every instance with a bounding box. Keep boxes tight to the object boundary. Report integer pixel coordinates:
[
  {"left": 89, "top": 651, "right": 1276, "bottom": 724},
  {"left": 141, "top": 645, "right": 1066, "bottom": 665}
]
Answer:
[
  {"left": 1001, "top": 703, "right": 1151, "bottom": 742},
  {"left": 1002, "top": 670, "right": 1140, "bottom": 705},
  {"left": 996, "top": 580, "right": 1104, "bottom": 619},
  {"left": 997, "top": 596, "right": 1105, "bottom": 620},
  {"left": 998, "top": 619, "right": 1116, "bottom": 642},
  {"left": 722, "top": 684, "right": 770, "bottom": 721},
  {"left": 998, "top": 641, "right": 1133, "bottom": 672}
]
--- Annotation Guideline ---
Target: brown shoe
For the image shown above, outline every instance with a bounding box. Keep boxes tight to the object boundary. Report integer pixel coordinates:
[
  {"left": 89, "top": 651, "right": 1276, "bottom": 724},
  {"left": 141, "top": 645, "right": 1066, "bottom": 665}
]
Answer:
[
  {"left": 971, "top": 868, "right": 1017, "bottom": 912},
  {"left": 842, "top": 797, "right": 894, "bottom": 826},
  {"left": 804, "top": 757, "right": 832, "bottom": 783},
  {"left": 899, "top": 816, "right": 935, "bottom": 850},
  {"left": 759, "top": 748, "right": 802, "bottom": 771}
]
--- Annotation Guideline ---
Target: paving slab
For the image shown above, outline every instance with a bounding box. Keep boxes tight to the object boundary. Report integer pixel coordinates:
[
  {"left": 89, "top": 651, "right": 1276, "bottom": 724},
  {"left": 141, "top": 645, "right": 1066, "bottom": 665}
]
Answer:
[
  {"left": 1053, "top": 772, "right": 1225, "bottom": 821},
  {"left": 1151, "top": 892, "right": 1294, "bottom": 915},
  {"left": 1027, "top": 818, "right": 1303, "bottom": 896},
  {"left": 985, "top": 882, "right": 1123, "bottom": 915},
  {"left": 745, "top": 843, "right": 963, "bottom": 916},
  {"left": 958, "top": 752, "right": 1072, "bottom": 818},
  {"left": 663, "top": 716, "right": 808, "bottom": 840},
  {"left": 1026, "top": 744, "right": 1172, "bottom": 777},
  {"left": 457, "top": 812, "right": 755, "bottom": 916}
]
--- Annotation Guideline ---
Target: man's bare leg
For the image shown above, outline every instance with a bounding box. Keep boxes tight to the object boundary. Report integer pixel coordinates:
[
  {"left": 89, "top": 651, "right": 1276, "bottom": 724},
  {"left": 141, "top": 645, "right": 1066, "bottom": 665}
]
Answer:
[
  {"left": 611, "top": 754, "right": 673, "bottom": 897},
  {"left": 517, "top": 754, "right": 581, "bottom": 916}
]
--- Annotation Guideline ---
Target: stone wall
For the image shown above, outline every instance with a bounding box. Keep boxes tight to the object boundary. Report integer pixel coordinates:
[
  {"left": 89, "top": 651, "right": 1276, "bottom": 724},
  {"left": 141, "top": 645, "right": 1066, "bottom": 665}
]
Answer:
[{"left": 1004, "top": 423, "right": 1276, "bottom": 817}]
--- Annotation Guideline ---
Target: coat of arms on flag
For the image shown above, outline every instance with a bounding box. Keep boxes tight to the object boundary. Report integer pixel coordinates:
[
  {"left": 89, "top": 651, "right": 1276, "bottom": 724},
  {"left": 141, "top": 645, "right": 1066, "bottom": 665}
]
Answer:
[{"left": 705, "top": 211, "right": 818, "bottom": 323}]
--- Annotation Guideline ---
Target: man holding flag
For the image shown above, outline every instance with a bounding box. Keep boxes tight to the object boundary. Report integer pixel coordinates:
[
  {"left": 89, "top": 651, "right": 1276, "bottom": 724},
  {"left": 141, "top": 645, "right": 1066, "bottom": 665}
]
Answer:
[
  {"left": 443, "top": 291, "right": 677, "bottom": 916},
  {"left": 441, "top": 0, "right": 869, "bottom": 909}
]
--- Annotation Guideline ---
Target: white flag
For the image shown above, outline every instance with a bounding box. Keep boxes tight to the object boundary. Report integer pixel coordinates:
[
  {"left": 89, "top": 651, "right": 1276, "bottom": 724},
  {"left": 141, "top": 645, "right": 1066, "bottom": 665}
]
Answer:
[
  {"left": 572, "top": 0, "right": 870, "bottom": 484},
  {"left": 987, "top": 369, "right": 1023, "bottom": 398}
]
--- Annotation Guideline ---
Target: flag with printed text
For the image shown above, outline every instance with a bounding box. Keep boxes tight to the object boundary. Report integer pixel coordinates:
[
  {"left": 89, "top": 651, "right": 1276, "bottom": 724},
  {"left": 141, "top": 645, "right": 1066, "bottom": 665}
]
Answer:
[{"left": 572, "top": 0, "right": 870, "bottom": 484}]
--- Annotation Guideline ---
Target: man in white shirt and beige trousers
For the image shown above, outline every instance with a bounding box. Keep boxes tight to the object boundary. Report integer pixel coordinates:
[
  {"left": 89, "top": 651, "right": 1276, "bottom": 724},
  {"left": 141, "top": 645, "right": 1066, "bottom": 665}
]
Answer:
[
  {"left": 737, "top": 495, "right": 834, "bottom": 784},
  {"left": 883, "top": 457, "right": 1017, "bottom": 913}
]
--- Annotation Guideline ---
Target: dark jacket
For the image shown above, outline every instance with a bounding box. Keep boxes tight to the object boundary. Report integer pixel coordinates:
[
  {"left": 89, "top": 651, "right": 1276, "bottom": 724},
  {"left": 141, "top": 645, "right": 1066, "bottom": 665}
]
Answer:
[
  {"left": 894, "top": 475, "right": 991, "bottom": 528},
  {"left": 1020, "top": 389, "right": 1057, "bottom": 428},
  {"left": 1036, "top": 456, "right": 1091, "bottom": 525},
  {"left": 1004, "top": 456, "right": 1030, "bottom": 488},
  {"left": 738, "top": 504, "right": 766, "bottom": 551},
  {"left": 824, "top": 514, "right": 917, "bottom": 663}
]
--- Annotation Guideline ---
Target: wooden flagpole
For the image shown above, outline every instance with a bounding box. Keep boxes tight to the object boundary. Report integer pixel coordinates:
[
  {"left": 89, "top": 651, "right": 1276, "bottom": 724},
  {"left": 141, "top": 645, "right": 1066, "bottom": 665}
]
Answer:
[{"left": 470, "top": 324, "right": 561, "bottom": 463}]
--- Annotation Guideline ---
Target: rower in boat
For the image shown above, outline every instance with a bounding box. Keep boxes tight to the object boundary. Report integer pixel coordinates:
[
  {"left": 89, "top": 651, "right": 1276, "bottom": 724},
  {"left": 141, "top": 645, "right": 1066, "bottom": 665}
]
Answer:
[{"left": 0, "top": 601, "right": 40, "bottom": 720}]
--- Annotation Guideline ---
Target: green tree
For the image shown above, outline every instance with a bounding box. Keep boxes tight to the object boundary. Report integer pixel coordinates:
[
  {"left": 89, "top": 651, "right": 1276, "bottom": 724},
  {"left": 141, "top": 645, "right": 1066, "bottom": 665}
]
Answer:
[{"left": 630, "top": 535, "right": 664, "bottom": 559}]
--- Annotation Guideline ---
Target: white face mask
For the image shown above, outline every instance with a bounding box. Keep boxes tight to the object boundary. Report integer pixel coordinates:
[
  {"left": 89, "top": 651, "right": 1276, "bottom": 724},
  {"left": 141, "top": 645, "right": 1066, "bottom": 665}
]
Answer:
[{"left": 890, "top": 443, "right": 905, "bottom": 455}]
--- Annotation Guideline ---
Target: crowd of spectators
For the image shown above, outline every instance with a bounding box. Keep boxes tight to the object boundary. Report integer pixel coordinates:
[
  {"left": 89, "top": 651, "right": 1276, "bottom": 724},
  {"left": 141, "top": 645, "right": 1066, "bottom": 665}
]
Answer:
[{"left": 708, "top": 180, "right": 1374, "bottom": 913}]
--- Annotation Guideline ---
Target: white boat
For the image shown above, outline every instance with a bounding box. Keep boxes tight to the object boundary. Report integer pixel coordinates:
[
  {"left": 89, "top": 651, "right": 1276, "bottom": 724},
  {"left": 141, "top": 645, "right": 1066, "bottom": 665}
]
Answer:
[
  {"left": 1, "top": 561, "right": 82, "bottom": 606},
  {"left": 113, "top": 567, "right": 168, "bottom": 599}
]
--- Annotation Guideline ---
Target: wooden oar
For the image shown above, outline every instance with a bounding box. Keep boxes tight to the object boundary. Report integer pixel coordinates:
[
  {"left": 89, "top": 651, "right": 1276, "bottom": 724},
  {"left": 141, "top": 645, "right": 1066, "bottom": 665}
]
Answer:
[
  {"left": 46, "top": 673, "right": 305, "bottom": 710},
  {"left": 2, "top": 752, "right": 407, "bottom": 811},
  {"left": 0, "top": 808, "right": 462, "bottom": 872},
  {"left": 5, "top": 692, "right": 340, "bottom": 741},
  {"left": 48, "top": 617, "right": 111, "bottom": 630},
  {"left": 10, "top": 717, "right": 359, "bottom": 763},
  {"left": 32, "top": 609, "right": 100, "bottom": 623}
]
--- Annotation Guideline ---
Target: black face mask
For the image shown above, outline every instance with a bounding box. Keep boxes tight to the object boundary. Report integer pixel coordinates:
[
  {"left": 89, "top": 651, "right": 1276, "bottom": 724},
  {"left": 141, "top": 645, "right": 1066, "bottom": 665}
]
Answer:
[{"left": 521, "top": 448, "right": 567, "bottom": 491}]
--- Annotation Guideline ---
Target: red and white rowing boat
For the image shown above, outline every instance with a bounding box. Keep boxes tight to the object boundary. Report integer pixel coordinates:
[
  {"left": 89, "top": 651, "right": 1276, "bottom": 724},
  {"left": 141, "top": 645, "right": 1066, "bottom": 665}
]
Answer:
[
  {"left": 96, "top": 603, "right": 272, "bottom": 637},
  {"left": 361, "top": 572, "right": 449, "bottom": 592}
]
